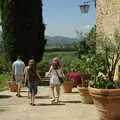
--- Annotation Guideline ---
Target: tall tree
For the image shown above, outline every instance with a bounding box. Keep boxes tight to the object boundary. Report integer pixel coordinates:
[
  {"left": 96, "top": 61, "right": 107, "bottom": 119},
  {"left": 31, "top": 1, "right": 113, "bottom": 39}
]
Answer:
[{"left": 1, "top": 0, "right": 46, "bottom": 63}]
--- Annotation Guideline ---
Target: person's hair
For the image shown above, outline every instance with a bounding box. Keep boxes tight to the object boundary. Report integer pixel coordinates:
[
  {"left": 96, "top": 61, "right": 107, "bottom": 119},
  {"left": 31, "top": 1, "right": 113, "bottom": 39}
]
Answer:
[
  {"left": 28, "top": 59, "right": 36, "bottom": 71},
  {"left": 17, "top": 56, "right": 22, "bottom": 60},
  {"left": 52, "top": 62, "right": 60, "bottom": 69}
]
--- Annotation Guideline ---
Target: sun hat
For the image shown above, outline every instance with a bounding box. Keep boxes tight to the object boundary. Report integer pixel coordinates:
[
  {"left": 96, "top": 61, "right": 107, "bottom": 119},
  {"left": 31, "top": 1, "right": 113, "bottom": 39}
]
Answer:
[{"left": 52, "top": 57, "right": 59, "bottom": 63}]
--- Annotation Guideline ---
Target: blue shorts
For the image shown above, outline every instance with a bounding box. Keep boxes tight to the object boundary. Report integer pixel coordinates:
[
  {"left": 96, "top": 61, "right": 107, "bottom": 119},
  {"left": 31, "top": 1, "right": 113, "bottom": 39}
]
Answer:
[{"left": 28, "top": 82, "right": 37, "bottom": 95}]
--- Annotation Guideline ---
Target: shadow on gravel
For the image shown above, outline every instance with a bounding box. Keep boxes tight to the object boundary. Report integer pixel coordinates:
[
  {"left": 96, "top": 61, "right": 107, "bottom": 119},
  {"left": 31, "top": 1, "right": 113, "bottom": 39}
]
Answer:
[
  {"left": 36, "top": 103, "right": 65, "bottom": 106},
  {"left": 0, "top": 95, "right": 12, "bottom": 99},
  {"left": 21, "top": 90, "right": 28, "bottom": 92},
  {"left": 0, "top": 107, "right": 9, "bottom": 112},
  {"left": 60, "top": 100, "right": 81, "bottom": 103},
  {"left": 71, "top": 91, "right": 79, "bottom": 93},
  {"left": 0, "top": 109, "right": 5, "bottom": 112},
  {"left": 36, "top": 96, "right": 50, "bottom": 99}
]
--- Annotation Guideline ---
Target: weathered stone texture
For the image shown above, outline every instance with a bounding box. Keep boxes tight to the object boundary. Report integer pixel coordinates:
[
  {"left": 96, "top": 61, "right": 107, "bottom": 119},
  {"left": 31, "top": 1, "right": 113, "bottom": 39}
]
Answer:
[
  {"left": 97, "top": 0, "right": 120, "bottom": 36},
  {"left": 97, "top": 0, "right": 120, "bottom": 79}
]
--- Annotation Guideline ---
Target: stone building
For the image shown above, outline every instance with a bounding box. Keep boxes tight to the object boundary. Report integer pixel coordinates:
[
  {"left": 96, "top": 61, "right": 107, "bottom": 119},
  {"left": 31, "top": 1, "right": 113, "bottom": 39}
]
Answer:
[
  {"left": 96, "top": 0, "right": 120, "bottom": 79},
  {"left": 97, "top": 0, "right": 120, "bottom": 35}
]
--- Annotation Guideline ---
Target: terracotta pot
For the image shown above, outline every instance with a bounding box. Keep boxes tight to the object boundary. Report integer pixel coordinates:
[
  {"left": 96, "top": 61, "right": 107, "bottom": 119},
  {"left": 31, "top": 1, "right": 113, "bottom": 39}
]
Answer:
[
  {"left": 62, "top": 81, "right": 73, "bottom": 93},
  {"left": 77, "top": 85, "right": 93, "bottom": 104},
  {"left": 89, "top": 87, "right": 120, "bottom": 120},
  {"left": 8, "top": 81, "right": 18, "bottom": 92}
]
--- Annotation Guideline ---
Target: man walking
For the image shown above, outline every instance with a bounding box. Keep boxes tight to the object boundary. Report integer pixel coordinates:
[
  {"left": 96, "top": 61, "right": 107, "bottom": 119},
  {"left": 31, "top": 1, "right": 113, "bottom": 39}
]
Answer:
[{"left": 12, "top": 56, "right": 25, "bottom": 97}]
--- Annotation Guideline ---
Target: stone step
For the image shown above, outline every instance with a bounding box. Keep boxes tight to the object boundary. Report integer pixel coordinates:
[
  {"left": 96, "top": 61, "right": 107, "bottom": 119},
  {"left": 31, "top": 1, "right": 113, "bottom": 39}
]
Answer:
[
  {"left": 39, "top": 77, "right": 50, "bottom": 86},
  {"left": 41, "top": 77, "right": 50, "bottom": 81},
  {"left": 39, "top": 80, "right": 49, "bottom": 86}
]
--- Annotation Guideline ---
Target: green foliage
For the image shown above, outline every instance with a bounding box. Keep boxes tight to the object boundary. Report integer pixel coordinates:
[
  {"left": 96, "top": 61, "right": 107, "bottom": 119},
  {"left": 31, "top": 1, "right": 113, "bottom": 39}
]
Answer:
[
  {"left": 89, "top": 31, "right": 120, "bottom": 89},
  {"left": 77, "top": 26, "right": 96, "bottom": 58},
  {"left": 0, "top": 52, "right": 11, "bottom": 73},
  {"left": 1, "top": 0, "right": 46, "bottom": 63},
  {"left": 90, "top": 73, "right": 114, "bottom": 89},
  {"left": 37, "top": 59, "right": 51, "bottom": 77},
  {"left": 0, "top": 73, "right": 11, "bottom": 91}
]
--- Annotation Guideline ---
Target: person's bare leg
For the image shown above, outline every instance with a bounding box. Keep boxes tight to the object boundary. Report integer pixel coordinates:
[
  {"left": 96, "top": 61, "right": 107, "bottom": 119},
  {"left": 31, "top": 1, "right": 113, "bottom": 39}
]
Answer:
[
  {"left": 30, "top": 93, "right": 32, "bottom": 104},
  {"left": 17, "top": 83, "right": 21, "bottom": 97},
  {"left": 56, "top": 85, "right": 60, "bottom": 103},
  {"left": 50, "top": 86, "right": 55, "bottom": 103},
  {"left": 31, "top": 94, "right": 35, "bottom": 105}
]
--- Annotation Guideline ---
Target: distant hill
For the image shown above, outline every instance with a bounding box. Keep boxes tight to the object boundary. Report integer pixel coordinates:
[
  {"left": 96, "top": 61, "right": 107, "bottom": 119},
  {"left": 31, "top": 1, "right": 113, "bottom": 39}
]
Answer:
[
  {"left": 0, "top": 34, "right": 81, "bottom": 50},
  {"left": 45, "top": 36, "right": 80, "bottom": 48}
]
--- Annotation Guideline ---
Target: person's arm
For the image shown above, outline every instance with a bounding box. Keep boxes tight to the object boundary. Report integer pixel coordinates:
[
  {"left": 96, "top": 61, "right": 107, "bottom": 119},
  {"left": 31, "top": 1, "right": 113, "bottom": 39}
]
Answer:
[
  {"left": 60, "top": 64, "right": 65, "bottom": 77},
  {"left": 12, "top": 63, "right": 15, "bottom": 80},
  {"left": 24, "top": 68, "right": 29, "bottom": 85},
  {"left": 46, "top": 65, "right": 52, "bottom": 76},
  {"left": 36, "top": 70, "right": 41, "bottom": 80}
]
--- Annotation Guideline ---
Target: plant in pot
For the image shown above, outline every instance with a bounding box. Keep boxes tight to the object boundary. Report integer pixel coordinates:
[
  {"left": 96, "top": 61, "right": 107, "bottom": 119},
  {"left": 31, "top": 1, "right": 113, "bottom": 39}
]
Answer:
[
  {"left": 89, "top": 31, "right": 120, "bottom": 120},
  {"left": 74, "top": 55, "right": 93, "bottom": 104},
  {"left": 62, "top": 75, "right": 74, "bottom": 93}
]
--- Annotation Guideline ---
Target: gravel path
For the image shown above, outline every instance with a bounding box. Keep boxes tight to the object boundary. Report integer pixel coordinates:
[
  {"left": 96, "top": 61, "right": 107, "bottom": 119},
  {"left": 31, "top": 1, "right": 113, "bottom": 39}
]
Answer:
[{"left": 0, "top": 86, "right": 99, "bottom": 120}]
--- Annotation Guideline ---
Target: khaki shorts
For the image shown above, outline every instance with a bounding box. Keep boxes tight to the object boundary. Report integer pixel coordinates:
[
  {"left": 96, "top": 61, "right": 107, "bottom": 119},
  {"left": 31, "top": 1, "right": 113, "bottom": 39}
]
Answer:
[{"left": 15, "top": 75, "right": 24, "bottom": 85}]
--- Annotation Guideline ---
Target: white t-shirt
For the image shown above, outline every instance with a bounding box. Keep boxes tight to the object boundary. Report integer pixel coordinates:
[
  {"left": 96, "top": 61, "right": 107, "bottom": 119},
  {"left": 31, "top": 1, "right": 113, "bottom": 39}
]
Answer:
[{"left": 12, "top": 60, "right": 25, "bottom": 76}]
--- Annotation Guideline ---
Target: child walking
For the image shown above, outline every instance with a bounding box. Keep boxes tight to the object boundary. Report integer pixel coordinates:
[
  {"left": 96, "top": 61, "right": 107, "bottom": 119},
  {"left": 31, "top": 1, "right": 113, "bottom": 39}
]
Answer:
[{"left": 24, "top": 59, "right": 41, "bottom": 105}]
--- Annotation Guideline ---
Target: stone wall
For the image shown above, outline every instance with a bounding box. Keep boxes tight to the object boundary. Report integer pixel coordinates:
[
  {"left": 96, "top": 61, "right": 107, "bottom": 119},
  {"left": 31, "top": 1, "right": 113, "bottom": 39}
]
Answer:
[
  {"left": 96, "top": 0, "right": 120, "bottom": 36},
  {"left": 96, "top": 0, "right": 120, "bottom": 79}
]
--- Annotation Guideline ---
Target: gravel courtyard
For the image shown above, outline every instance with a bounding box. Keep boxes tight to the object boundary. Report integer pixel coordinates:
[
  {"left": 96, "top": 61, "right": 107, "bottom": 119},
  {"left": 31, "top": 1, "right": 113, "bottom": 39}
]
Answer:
[{"left": 0, "top": 86, "right": 99, "bottom": 120}]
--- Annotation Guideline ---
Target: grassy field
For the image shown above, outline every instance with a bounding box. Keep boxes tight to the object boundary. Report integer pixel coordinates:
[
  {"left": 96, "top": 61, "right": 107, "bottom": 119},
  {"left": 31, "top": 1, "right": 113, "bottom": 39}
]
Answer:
[{"left": 0, "top": 73, "right": 11, "bottom": 91}]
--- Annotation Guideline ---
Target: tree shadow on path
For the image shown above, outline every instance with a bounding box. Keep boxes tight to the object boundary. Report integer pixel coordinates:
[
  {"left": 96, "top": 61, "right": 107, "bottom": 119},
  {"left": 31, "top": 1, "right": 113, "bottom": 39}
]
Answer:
[
  {"left": 60, "top": 100, "right": 81, "bottom": 103},
  {"left": 0, "top": 95, "right": 12, "bottom": 99},
  {"left": 36, "top": 96, "right": 51, "bottom": 99},
  {"left": 36, "top": 103, "right": 65, "bottom": 106}
]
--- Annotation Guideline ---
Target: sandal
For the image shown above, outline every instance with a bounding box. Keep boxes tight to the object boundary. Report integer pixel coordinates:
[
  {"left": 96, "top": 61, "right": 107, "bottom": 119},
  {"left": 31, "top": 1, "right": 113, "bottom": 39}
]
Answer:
[
  {"left": 32, "top": 103, "right": 35, "bottom": 106},
  {"left": 29, "top": 103, "right": 32, "bottom": 105},
  {"left": 29, "top": 103, "right": 35, "bottom": 106},
  {"left": 17, "top": 94, "right": 21, "bottom": 97},
  {"left": 51, "top": 98, "right": 55, "bottom": 104}
]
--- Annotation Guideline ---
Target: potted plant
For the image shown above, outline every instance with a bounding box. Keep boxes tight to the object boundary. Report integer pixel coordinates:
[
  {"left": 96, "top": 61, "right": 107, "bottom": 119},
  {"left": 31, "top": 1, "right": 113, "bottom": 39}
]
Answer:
[
  {"left": 62, "top": 77, "right": 74, "bottom": 93},
  {"left": 74, "top": 56, "right": 93, "bottom": 104},
  {"left": 88, "top": 31, "right": 120, "bottom": 120}
]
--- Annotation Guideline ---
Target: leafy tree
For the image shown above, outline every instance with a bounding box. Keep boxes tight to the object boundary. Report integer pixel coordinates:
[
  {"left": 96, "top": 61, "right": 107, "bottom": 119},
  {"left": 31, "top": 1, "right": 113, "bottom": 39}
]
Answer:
[
  {"left": 86, "top": 25, "right": 96, "bottom": 53},
  {"left": 76, "top": 25, "right": 96, "bottom": 58},
  {"left": 0, "top": 0, "right": 46, "bottom": 63}
]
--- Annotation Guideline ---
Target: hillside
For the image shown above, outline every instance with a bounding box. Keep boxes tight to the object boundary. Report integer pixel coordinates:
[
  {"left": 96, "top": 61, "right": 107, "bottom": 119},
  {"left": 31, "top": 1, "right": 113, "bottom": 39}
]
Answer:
[
  {"left": 46, "top": 36, "right": 80, "bottom": 49},
  {"left": 0, "top": 34, "right": 81, "bottom": 50}
]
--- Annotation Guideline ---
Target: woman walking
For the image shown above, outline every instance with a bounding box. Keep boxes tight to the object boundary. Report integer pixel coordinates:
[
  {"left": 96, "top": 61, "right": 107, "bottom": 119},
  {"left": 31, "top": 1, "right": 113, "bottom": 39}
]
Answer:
[
  {"left": 24, "top": 59, "right": 41, "bottom": 105},
  {"left": 47, "top": 57, "right": 64, "bottom": 104}
]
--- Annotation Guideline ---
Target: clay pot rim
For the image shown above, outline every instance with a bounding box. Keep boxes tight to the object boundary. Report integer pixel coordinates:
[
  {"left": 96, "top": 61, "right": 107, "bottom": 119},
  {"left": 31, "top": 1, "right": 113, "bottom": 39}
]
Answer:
[{"left": 88, "top": 86, "right": 120, "bottom": 96}]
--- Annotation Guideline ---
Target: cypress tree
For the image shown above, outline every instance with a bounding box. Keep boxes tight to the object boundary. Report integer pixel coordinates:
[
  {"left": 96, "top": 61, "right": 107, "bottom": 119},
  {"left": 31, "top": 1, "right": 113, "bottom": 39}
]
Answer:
[{"left": 1, "top": 0, "right": 46, "bottom": 63}]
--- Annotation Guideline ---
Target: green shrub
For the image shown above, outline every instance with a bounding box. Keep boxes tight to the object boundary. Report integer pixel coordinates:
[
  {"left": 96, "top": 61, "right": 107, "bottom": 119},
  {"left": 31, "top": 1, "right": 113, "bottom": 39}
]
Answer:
[
  {"left": 37, "top": 60, "right": 51, "bottom": 77},
  {"left": 0, "top": 73, "right": 11, "bottom": 91}
]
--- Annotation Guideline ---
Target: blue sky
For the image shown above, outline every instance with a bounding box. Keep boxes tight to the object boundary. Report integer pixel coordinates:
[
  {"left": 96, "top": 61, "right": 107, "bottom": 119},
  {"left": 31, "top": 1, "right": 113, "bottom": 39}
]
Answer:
[{"left": 43, "top": 0, "right": 96, "bottom": 38}]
